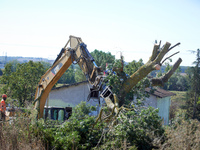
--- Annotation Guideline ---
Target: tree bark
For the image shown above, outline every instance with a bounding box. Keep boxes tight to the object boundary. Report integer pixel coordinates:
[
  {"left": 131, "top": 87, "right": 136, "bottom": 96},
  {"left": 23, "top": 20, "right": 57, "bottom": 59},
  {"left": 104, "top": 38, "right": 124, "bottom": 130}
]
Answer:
[{"left": 108, "top": 42, "right": 182, "bottom": 108}]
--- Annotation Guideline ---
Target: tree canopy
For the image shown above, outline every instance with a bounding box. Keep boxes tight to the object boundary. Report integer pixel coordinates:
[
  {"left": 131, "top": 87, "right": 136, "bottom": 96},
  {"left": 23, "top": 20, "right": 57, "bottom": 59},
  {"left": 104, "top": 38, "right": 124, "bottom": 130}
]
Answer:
[
  {"left": 91, "top": 49, "right": 115, "bottom": 70},
  {"left": 0, "top": 61, "right": 46, "bottom": 106},
  {"left": 186, "top": 49, "right": 200, "bottom": 120}
]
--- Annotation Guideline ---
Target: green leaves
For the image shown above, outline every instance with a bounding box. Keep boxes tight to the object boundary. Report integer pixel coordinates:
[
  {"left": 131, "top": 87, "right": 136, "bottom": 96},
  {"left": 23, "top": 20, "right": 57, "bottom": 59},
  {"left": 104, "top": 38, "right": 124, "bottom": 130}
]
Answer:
[
  {"left": 30, "top": 102, "right": 104, "bottom": 150},
  {"left": 185, "top": 49, "right": 200, "bottom": 120},
  {"left": 58, "top": 65, "right": 76, "bottom": 84},
  {"left": 104, "top": 107, "right": 164, "bottom": 149},
  {"left": 91, "top": 49, "right": 115, "bottom": 70},
  {"left": 1, "top": 61, "right": 46, "bottom": 106}
]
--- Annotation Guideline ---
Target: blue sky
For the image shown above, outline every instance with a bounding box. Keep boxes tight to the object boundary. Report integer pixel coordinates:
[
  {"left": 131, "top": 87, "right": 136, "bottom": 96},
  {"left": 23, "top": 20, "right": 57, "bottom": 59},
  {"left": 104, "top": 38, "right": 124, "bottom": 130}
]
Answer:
[{"left": 0, "top": 0, "right": 200, "bottom": 66}]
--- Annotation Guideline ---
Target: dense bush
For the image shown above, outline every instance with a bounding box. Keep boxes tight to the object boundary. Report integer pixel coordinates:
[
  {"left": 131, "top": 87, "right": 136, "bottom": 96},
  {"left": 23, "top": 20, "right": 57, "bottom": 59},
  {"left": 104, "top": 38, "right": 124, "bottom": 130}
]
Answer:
[
  {"left": 98, "top": 107, "right": 165, "bottom": 150},
  {"left": 161, "top": 111, "right": 200, "bottom": 149},
  {"left": 0, "top": 113, "right": 45, "bottom": 150},
  {"left": 29, "top": 102, "right": 164, "bottom": 150},
  {"left": 1, "top": 101, "right": 200, "bottom": 150},
  {"left": 30, "top": 102, "right": 105, "bottom": 150}
]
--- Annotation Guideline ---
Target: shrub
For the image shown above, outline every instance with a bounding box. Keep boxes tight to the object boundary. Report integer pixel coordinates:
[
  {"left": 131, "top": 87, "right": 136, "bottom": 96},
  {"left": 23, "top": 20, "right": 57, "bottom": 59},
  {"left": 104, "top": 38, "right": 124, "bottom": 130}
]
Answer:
[
  {"left": 0, "top": 115, "right": 45, "bottom": 150},
  {"left": 98, "top": 107, "right": 165, "bottom": 150},
  {"left": 30, "top": 101, "right": 105, "bottom": 150},
  {"left": 162, "top": 117, "right": 200, "bottom": 149}
]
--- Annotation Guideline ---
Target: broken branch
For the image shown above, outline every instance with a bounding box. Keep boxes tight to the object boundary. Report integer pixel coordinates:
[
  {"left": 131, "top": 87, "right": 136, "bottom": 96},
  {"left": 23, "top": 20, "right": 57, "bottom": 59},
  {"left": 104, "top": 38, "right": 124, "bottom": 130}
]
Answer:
[
  {"left": 168, "top": 42, "right": 181, "bottom": 52},
  {"left": 151, "top": 58, "right": 182, "bottom": 86},
  {"left": 161, "top": 51, "right": 180, "bottom": 65},
  {"left": 155, "top": 42, "right": 171, "bottom": 63}
]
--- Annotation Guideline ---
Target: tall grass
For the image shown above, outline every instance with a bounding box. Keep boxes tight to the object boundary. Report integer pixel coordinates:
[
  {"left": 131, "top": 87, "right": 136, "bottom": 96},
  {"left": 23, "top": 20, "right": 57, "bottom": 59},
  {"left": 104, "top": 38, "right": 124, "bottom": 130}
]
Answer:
[
  {"left": 0, "top": 113, "right": 45, "bottom": 150},
  {"left": 0, "top": 98, "right": 200, "bottom": 150},
  {"left": 170, "top": 91, "right": 187, "bottom": 119},
  {"left": 161, "top": 117, "right": 200, "bottom": 149}
]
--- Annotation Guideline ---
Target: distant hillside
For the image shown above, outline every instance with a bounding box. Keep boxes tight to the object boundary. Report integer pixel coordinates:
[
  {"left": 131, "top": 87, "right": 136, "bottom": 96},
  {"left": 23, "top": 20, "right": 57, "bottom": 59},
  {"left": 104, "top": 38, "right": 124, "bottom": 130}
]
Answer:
[
  {"left": 0, "top": 56, "right": 54, "bottom": 69},
  {"left": 159, "top": 65, "right": 189, "bottom": 73},
  {"left": 148, "top": 65, "right": 189, "bottom": 77},
  {"left": 0, "top": 56, "right": 190, "bottom": 73}
]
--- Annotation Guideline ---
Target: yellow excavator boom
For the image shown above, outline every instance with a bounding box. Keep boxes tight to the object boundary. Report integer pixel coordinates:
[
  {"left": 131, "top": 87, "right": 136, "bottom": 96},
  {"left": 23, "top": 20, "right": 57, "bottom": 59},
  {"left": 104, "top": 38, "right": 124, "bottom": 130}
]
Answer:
[{"left": 34, "top": 36, "right": 103, "bottom": 118}]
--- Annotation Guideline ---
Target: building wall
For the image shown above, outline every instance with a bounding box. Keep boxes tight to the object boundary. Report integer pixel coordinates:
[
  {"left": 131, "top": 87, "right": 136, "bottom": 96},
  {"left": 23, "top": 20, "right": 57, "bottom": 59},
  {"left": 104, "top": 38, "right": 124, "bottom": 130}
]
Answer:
[
  {"left": 144, "top": 95, "right": 170, "bottom": 125},
  {"left": 48, "top": 82, "right": 171, "bottom": 124},
  {"left": 47, "top": 82, "right": 102, "bottom": 115},
  {"left": 157, "top": 96, "right": 171, "bottom": 125},
  {"left": 144, "top": 95, "right": 157, "bottom": 108}
]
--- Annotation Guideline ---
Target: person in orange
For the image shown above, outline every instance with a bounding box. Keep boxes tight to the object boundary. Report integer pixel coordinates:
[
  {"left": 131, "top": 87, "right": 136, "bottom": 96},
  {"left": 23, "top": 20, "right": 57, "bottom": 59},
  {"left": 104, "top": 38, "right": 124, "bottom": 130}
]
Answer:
[{"left": 0, "top": 94, "right": 7, "bottom": 121}]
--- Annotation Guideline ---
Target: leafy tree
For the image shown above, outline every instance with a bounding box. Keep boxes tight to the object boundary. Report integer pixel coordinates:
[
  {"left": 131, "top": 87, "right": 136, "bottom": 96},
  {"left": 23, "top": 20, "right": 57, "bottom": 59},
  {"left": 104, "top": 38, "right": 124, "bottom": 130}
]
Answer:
[
  {"left": 0, "top": 61, "right": 19, "bottom": 88},
  {"left": 40, "top": 61, "right": 51, "bottom": 70},
  {"left": 186, "top": 49, "right": 200, "bottom": 120},
  {"left": 74, "top": 66, "right": 86, "bottom": 83},
  {"left": 160, "top": 61, "right": 188, "bottom": 91},
  {"left": 31, "top": 102, "right": 164, "bottom": 150},
  {"left": 176, "top": 75, "right": 189, "bottom": 91},
  {"left": 58, "top": 65, "right": 76, "bottom": 84},
  {"left": 124, "top": 59, "right": 144, "bottom": 75},
  {"left": 61, "top": 49, "right": 115, "bottom": 83},
  {"left": 0, "top": 68, "right": 3, "bottom": 76},
  {"left": 31, "top": 102, "right": 104, "bottom": 150},
  {"left": 91, "top": 49, "right": 115, "bottom": 70},
  {"left": 1, "top": 61, "right": 46, "bottom": 106},
  {"left": 105, "top": 58, "right": 150, "bottom": 106},
  {"left": 99, "top": 107, "right": 164, "bottom": 150}
]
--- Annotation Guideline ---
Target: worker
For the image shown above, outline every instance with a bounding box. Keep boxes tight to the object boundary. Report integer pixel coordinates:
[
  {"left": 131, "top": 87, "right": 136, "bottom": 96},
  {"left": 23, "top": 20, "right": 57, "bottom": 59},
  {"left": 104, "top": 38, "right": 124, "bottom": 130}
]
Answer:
[{"left": 0, "top": 94, "right": 7, "bottom": 121}]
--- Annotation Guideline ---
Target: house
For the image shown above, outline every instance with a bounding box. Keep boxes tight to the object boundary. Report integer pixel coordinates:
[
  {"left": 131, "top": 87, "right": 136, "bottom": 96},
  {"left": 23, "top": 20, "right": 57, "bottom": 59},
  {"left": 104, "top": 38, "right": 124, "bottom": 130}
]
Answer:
[
  {"left": 46, "top": 81, "right": 175, "bottom": 125},
  {"left": 144, "top": 87, "right": 175, "bottom": 125},
  {"left": 46, "top": 81, "right": 103, "bottom": 116}
]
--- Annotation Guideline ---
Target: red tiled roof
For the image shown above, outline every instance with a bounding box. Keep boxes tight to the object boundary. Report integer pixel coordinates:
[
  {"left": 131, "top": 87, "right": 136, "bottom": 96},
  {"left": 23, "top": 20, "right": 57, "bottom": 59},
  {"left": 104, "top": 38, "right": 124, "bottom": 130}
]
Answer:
[{"left": 145, "top": 87, "right": 176, "bottom": 98}]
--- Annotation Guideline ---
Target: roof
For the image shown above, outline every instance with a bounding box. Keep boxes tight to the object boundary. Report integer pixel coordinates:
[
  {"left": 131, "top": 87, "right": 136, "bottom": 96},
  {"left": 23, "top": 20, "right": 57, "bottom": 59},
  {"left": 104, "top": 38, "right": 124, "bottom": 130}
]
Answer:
[
  {"left": 145, "top": 87, "right": 176, "bottom": 98},
  {"left": 52, "top": 81, "right": 88, "bottom": 90},
  {"left": 53, "top": 81, "right": 175, "bottom": 98}
]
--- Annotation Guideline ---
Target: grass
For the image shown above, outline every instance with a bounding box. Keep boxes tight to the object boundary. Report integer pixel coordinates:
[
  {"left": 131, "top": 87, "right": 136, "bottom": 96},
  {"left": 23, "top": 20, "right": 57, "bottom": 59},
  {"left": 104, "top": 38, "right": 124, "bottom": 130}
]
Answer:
[
  {"left": 0, "top": 96, "right": 199, "bottom": 150},
  {"left": 162, "top": 117, "right": 200, "bottom": 149},
  {"left": 169, "top": 91, "right": 187, "bottom": 119},
  {"left": 0, "top": 112, "right": 45, "bottom": 150},
  {"left": 170, "top": 91, "right": 187, "bottom": 102}
]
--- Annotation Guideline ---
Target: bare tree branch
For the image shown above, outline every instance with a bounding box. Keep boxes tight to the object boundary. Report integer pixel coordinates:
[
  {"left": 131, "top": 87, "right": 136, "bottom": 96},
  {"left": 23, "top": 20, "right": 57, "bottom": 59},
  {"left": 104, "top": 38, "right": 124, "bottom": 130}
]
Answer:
[
  {"left": 102, "top": 41, "right": 182, "bottom": 112},
  {"left": 168, "top": 42, "right": 181, "bottom": 52},
  {"left": 161, "top": 51, "right": 180, "bottom": 65},
  {"left": 151, "top": 58, "right": 182, "bottom": 86}
]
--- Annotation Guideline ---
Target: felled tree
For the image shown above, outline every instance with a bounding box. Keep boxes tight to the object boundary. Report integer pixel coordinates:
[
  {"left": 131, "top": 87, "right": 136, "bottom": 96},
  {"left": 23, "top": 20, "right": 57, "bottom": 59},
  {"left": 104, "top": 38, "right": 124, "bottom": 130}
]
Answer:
[{"left": 97, "top": 41, "right": 182, "bottom": 122}]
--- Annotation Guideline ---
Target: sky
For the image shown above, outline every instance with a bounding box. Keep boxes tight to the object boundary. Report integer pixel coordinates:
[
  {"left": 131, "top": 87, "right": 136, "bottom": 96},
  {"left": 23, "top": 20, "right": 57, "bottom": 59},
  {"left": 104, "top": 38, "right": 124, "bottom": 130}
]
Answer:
[{"left": 0, "top": 0, "right": 200, "bottom": 66}]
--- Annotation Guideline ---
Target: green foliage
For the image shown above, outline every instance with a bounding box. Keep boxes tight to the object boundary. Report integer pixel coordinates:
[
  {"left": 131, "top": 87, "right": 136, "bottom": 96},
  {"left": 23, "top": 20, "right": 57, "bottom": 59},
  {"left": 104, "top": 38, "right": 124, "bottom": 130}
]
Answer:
[
  {"left": 2, "top": 103, "right": 199, "bottom": 150},
  {"left": 185, "top": 49, "right": 200, "bottom": 120},
  {"left": 163, "top": 111, "right": 200, "bottom": 150},
  {"left": 169, "top": 91, "right": 187, "bottom": 119},
  {"left": 55, "top": 49, "right": 115, "bottom": 84},
  {"left": 156, "top": 70, "right": 162, "bottom": 77},
  {"left": 39, "top": 61, "right": 51, "bottom": 70},
  {"left": 0, "top": 61, "right": 46, "bottom": 106},
  {"left": 75, "top": 66, "right": 86, "bottom": 83},
  {"left": 29, "top": 101, "right": 165, "bottom": 150},
  {"left": 0, "top": 114, "right": 45, "bottom": 149},
  {"left": 160, "top": 63, "right": 189, "bottom": 91},
  {"left": 124, "top": 60, "right": 151, "bottom": 100},
  {"left": 58, "top": 65, "right": 76, "bottom": 84},
  {"left": 105, "top": 59, "right": 150, "bottom": 106},
  {"left": 164, "top": 60, "right": 172, "bottom": 72},
  {"left": 0, "top": 68, "right": 3, "bottom": 76},
  {"left": 30, "top": 102, "right": 104, "bottom": 150},
  {"left": 91, "top": 49, "right": 115, "bottom": 70},
  {"left": 99, "top": 107, "right": 164, "bottom": 150},
  {"left": 124, "top": 59, "right": 144, "bottom": 75}
]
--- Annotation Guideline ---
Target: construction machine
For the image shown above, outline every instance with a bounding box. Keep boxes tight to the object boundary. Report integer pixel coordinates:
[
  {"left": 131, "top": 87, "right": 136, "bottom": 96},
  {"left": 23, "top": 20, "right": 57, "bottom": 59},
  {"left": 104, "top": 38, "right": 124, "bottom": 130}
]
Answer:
[
  {"left": 34, "top": 35, "right": 112, "bottom": 119},
  {"left": 34, "top": 35, "right": 182, "bottom": 122}
]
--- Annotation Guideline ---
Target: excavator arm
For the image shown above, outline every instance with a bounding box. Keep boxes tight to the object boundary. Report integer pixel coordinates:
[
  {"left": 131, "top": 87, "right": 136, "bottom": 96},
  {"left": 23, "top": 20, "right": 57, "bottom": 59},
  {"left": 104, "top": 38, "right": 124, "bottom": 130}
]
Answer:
[{"left": 34, "top": 36, "right": 104, "bottom": 118}]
